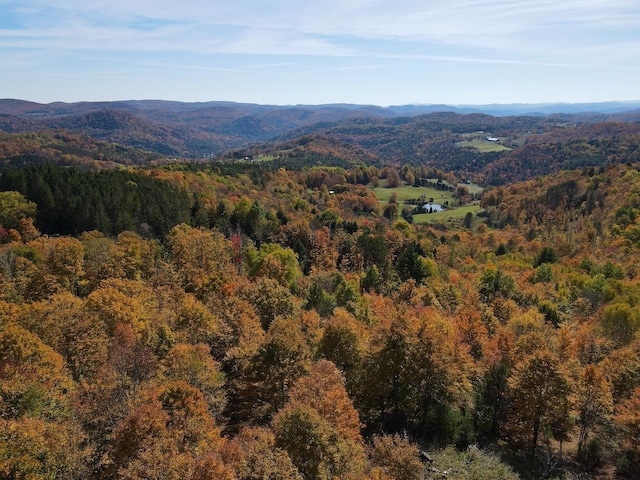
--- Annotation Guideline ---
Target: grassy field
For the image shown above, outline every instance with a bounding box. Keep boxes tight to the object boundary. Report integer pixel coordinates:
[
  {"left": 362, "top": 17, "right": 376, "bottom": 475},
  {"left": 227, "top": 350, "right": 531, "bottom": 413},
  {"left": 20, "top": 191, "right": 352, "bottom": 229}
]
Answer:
[
  {"left": 412, "top": 204, "right": 483, "bottom": 225},
  {"left": 254, "top": 154, "right": 277, "bottom": 162},
  {"left": 373, "top": 180, "right": 483, "bottom": 202},
  {"left": 455, "top": 139, "right": 512, "bottom": 152},
  {"left": 373, "top": 184, "right": 455, "bottom": 204},
  {"left": 463, "top": 183, "right": 484, "bottom": 195},
  {"left": 372, "top": 182, "right": 485, "bottom": 226}
]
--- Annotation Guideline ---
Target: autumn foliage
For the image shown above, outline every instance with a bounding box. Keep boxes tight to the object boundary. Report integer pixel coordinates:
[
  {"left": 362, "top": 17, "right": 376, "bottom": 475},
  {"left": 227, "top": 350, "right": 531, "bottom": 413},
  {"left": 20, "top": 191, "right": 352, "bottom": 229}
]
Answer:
[{"left": 1, "top": 155, "right": 640, "bottom": 479}]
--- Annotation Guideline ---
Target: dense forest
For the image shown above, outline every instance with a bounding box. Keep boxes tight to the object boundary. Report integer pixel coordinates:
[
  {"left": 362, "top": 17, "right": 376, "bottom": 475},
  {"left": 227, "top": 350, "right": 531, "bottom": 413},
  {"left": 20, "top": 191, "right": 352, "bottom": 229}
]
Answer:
[
  {"left": 0, "top": 132, "right": 164, "bottom": 169},
  {"left": 1, "top": 122, "right": 640, "bottom": 480},
  {"left": 0, "top": 166, "right": 192, "bottom": 237},
  {"left": 3, "top": 100, "right": 640, "bottom": 176}
]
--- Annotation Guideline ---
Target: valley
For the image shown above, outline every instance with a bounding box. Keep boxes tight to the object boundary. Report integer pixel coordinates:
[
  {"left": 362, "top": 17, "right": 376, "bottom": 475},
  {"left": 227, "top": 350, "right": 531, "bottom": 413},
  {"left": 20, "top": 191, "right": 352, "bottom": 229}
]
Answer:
[{"left": 1, "top": 100, "right": 640, "bottom": 479}]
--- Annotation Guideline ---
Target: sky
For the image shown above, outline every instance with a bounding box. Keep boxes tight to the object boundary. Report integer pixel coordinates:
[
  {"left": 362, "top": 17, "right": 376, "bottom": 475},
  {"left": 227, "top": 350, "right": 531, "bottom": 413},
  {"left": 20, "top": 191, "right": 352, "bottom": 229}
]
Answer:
[{"left": 1, "top": 0, "right": 640, "bottom": 106}]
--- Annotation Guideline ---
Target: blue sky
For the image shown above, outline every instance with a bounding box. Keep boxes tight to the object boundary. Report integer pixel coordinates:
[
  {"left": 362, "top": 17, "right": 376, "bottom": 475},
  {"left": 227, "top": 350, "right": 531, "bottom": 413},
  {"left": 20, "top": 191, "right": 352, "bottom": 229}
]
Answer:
[{"left": 1, "top": 0, "right": 639, "bottom": 106}]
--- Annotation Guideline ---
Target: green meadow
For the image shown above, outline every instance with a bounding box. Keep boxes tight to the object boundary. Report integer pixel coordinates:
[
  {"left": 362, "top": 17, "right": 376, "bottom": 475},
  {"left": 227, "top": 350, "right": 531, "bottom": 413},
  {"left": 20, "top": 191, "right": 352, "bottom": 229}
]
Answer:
[
  {"left": 412, "top": 204, "right": 483, "bottom": 224},
  {"left": 455, "top": 139, "right": 512, "bottom": 152},
  {"left": 372, "top": 181, "right": 484, "bottom": 225},
  {"left": 373, "top": 184, "right": 455, "bottom": 204}
]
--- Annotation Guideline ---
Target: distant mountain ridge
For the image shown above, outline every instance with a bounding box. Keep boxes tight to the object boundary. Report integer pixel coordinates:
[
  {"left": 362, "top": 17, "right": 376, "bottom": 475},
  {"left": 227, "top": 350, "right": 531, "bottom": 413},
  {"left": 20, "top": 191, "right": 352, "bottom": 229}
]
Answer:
[
  {"left": 0, "top": 99, "right": 398, "bottom": 157},
  {"left": 3, "top": 98, "right": 640, "bottom": 118},
  {"left": 1, "top": 98, "right": 640, "bottom": 169}
]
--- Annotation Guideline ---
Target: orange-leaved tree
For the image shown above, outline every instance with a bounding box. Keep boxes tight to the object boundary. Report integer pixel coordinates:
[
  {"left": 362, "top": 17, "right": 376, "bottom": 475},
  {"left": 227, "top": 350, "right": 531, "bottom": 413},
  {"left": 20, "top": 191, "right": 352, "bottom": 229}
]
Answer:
[
  {"left": 107, "top": 380, "right": 221, "bottom": 480},
  {"left": 507, "top": 350, "right": 572, "bottom": 456},
  {"left": 576, "top": 364, "right": 612, "bottom": 454}
]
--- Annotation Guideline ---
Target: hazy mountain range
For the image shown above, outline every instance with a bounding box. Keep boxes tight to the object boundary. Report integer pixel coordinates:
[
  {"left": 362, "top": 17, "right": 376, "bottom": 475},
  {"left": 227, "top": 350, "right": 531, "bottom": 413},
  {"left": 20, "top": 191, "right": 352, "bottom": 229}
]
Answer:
[
  {"left": 1, "top": 98, "right": 640, "bottom": 161},
  {"left": 3, "top": 99, "right": 640, "bottom": 118},
  {"left": 0, "top": 99, "right": 640, "bottom": 158}
]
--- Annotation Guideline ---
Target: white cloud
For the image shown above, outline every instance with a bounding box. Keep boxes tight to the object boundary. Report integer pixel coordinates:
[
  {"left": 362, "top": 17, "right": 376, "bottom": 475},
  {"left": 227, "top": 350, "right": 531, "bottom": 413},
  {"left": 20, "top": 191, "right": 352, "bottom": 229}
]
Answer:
[{"left": 1, "top": 0, "right": 639, "bottom": 64}]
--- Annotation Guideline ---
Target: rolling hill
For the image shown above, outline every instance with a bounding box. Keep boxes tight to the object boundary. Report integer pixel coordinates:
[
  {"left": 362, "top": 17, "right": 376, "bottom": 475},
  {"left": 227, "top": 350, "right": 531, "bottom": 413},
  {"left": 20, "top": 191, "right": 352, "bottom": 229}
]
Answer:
[{"left": 2, "top": 99, "right": 640, "bottom": 184}]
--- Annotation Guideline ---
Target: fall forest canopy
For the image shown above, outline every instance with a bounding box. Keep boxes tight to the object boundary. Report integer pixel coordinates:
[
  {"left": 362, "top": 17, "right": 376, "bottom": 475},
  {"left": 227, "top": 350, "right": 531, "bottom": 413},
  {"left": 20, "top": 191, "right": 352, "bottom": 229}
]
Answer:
[{"left": 1, "top": 110, "right": 640, "bottom": 480}]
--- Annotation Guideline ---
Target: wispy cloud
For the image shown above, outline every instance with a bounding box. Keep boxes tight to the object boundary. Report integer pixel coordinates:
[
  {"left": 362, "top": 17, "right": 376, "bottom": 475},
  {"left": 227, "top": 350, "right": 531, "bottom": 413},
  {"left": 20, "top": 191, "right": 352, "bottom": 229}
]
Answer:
[
  {"left": 375, "top": 52, "right": 582, "bottom": 68},
  {"left": 1, "top": 0, "right": 639, "bottom": 104},
  {"left": 2, "top": 0, "right": 639, "bottom": 60}
]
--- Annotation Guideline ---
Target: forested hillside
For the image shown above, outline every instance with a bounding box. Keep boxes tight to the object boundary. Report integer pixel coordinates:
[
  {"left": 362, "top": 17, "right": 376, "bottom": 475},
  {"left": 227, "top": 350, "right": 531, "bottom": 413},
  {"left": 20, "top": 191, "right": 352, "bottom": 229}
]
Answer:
[
  {"left": 273, "top": 115, "right": 640, "bottom": 184},
  {"left": 0, "top": 100, "right": 393, "bottom": 157},
  {"left": 0, "top": 166, "right": 192, "bottom": 237},
  {"left": 2, "top": 99, "right": 640, "bottom": 170},
  {"left": 1, "top": 147, "right": 640, "bottom": 479},
  {"left": 0, "top": 131, "right": 164, "bottom": 169}
]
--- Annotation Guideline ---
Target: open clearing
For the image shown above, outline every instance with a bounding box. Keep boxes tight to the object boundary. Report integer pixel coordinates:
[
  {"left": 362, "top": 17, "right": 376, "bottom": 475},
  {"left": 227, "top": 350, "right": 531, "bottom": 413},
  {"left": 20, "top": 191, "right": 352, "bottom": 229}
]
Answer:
[
  {"left": 372, "top": 181, "right": 485, "bottom": 225},
  {"left": 464, "top": 183, "right": 484, "bottom": 195},
  {"left": 253, "top": 154, "right": 277, "bottom": 162},
  {"left": 373, "top": 184, "right": 455, "bottom": 204},
  {"left": 455, "top": 139, "right": 512, "bottom": 152},
  {"left": 412, "top": 204, "right": 483, "bottom": 224}
]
